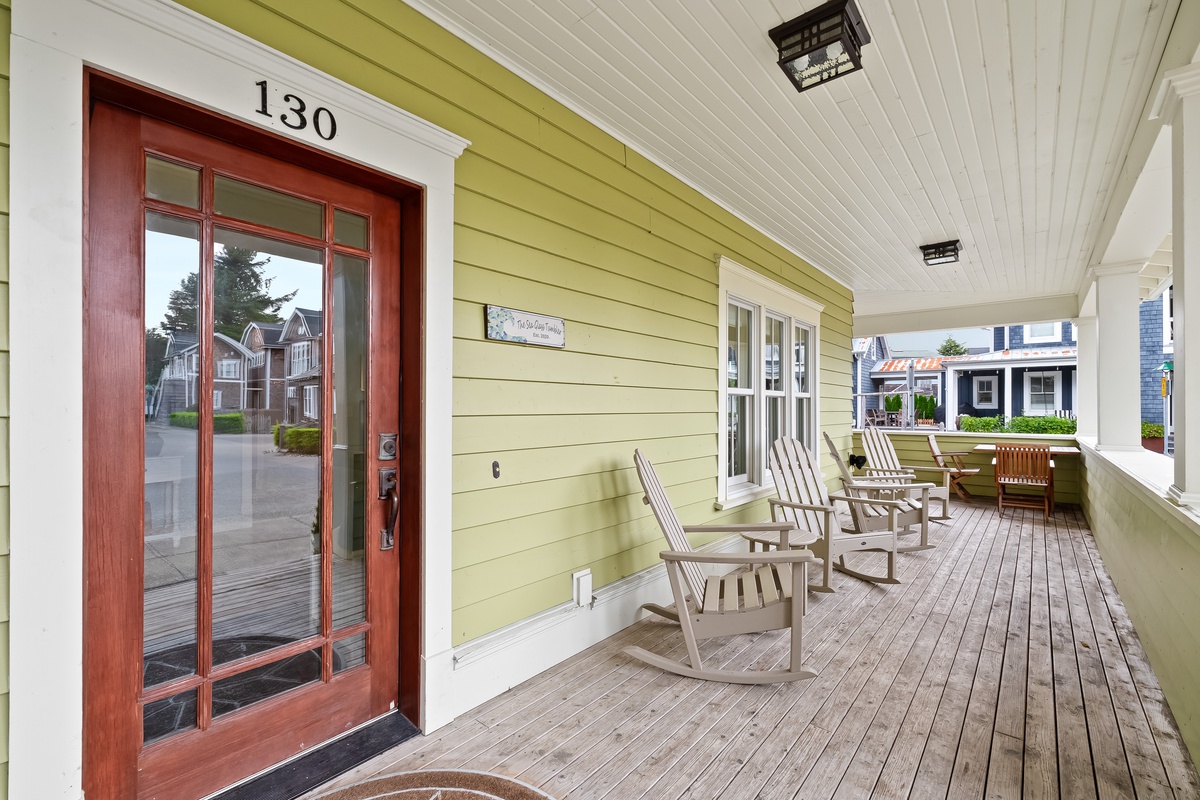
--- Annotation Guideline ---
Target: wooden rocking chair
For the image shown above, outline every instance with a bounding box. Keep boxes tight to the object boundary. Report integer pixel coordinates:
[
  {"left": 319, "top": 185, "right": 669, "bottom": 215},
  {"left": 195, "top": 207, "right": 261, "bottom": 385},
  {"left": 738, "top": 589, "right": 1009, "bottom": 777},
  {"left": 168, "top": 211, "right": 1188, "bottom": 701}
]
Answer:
[
  {"left": 860, "top": 426, "right": 951, "bottom": 520},
  {"left": 993, "top": 442, "right": 1055, "bottom": 520},
  {"left": 765, "top": 437, "right": 902, "bottom": 592},
  {"left": 823, "top": 432, "right": 936, "bottom": 553},
  {"left": 625, "top": 449, "right": 818, "bottom": 684}
]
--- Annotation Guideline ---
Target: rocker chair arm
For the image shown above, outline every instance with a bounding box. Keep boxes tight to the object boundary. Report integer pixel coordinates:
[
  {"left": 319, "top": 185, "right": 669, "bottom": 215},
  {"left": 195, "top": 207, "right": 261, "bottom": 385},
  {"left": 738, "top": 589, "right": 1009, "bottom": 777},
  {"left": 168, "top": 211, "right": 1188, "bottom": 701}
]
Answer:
[
  {"left": 680, "top": 521, "right": 798, "bottom": 535},
  {"left": 864, "top": 467, "right": 914, "bottom": 476},
  {"left": 844, "top": 480, "right": 936, "bottom": 492},
  {"left": 659, "top": 548, "right": 815, "bottom": 566},
  {"left": 768, "top": 497, "right": 836, "bottom": 514},
  {"left": 900, "top": 463, "right": 954, "bottom": 474},
  {"left": 828, "top": 493, "right": 909, "bottom": 509}
]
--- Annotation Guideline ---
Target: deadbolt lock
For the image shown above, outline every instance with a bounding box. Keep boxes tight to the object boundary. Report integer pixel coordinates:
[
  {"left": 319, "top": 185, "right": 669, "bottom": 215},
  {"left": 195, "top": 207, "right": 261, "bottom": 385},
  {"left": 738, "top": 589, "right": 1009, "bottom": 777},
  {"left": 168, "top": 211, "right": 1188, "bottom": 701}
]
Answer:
[{"left": 378, "top": 433, "right": 398, "bottom": 460}]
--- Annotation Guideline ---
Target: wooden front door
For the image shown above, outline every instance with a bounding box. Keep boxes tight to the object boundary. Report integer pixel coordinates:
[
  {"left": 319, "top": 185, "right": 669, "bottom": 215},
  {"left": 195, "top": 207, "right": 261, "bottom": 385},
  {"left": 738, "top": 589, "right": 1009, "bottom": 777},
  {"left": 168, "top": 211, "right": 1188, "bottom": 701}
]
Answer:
[{"left": 84, "top": 86, "right": 417, "bottom": 800}]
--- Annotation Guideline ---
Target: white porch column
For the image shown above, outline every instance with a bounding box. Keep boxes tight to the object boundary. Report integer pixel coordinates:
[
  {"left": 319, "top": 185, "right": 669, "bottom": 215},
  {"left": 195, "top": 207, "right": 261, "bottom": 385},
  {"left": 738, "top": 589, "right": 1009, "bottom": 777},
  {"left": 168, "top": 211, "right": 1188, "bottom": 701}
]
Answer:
[
  {"left": 945, "top": 367, "right": 958, "bottom": 430},
  {"left": 1155, "top": 62, "right": 1200, "bottom": 503},
  {"left": 1003, "top": 368, "right": 1013, "bottom": 422},
  {"left": 1093, "top": 262, "right": 1144, "bottom": 451},
  {"left": 1074, "top": 316, "right": 1098, "bottom": 440}
]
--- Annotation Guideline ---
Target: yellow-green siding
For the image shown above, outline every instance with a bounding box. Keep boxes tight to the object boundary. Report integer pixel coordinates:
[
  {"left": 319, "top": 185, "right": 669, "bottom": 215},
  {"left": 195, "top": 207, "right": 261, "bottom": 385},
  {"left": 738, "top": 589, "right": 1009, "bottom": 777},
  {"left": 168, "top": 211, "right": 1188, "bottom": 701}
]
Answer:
[
  {"left": 178, "top": 0, "right": 853, "bottom": 645},
  {"left": 1080, "top": 452, "right": 1200, "bottom": 759},
  {"left": 0, "top": 0, "right": 10, "bottom": 794}
]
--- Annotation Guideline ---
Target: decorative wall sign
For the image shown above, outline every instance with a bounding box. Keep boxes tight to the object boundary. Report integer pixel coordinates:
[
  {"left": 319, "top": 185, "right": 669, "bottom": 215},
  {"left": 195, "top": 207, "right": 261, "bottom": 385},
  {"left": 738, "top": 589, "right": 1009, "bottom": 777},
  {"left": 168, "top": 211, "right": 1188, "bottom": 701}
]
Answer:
[{"left": 486, "top": 305, "right": 565, "bottom": 348}]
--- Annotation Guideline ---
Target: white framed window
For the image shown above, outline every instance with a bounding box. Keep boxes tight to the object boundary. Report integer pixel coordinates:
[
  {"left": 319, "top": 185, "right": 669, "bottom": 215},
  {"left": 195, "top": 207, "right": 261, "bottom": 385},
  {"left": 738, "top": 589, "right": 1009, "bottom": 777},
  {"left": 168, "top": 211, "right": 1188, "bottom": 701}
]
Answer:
[
  {"left": 287, "top": 386, "right": 297, "bottom": 398},
  {"left": 290, "top": 341, "right": 311, "bottom": 376},
  {"left": 718, "top": 257, "right": 822, "bottom": 506},
  {"left": 212, "top": 389, "right": 223, "bottom": 409},
  {"left": 1023, "top": 322, "right": 1060, "bottom": 344},
  {"left": 1024, "top": 371, "right": 1061, "bottom": 416},
  {"left": 303, "top": 385, "right": 320, "bottom": 419},
  {"left": 1164, "top": 286, "right": 1174, "bottom": 352},
  {"left": 217, "top": 359, "right": 240, "bottom": 379},
  {"left": 973, "top": 376, "right": 998, "bottom": 409}
]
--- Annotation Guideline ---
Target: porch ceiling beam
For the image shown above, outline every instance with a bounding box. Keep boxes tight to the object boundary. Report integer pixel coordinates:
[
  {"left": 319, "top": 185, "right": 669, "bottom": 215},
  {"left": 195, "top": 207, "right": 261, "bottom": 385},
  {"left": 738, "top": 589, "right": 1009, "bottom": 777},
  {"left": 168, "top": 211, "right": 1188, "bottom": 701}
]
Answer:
[{"left": 852, "top": 293, "right": 1079, "bottom": 337}]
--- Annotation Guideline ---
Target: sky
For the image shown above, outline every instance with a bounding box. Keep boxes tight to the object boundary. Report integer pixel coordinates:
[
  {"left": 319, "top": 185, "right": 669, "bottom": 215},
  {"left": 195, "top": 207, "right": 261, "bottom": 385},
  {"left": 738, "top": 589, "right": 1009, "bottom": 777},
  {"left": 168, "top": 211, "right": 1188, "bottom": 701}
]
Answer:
[{"left": 883, "top": 327, "right": 994, "bottom": 353}]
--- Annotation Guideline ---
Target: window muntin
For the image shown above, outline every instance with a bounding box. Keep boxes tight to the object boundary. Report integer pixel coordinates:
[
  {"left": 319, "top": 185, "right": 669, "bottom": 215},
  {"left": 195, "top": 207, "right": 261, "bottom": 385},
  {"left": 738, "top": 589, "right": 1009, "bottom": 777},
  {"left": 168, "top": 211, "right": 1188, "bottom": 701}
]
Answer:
[
  {"left": 974, "top": 376, "right": 997, "bottom": 409},
  {"left": 1025, "top": 371, "right": 1060, "bottom": 416},
  {"left": 717, "top": 258, "right": 823, "bottom": 505}
]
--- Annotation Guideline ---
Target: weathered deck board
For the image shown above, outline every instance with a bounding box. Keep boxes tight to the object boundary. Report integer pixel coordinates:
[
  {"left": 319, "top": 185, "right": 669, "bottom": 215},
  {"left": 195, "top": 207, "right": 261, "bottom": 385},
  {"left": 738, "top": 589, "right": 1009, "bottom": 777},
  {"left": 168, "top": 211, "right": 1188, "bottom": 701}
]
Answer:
[{"left": 304, "top": 501, "right": 1200, "bottom": 800}]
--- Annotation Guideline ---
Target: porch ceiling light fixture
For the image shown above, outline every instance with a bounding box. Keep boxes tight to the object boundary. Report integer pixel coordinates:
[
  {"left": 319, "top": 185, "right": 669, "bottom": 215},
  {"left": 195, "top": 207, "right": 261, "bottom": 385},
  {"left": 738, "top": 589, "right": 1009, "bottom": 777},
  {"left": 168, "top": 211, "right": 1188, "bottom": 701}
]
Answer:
[
  {"left": 768, "top": 0, "right": 871, "bottom": 94},
  {"left": 921, "top": 240, "right": 962, "bottom": 266}
]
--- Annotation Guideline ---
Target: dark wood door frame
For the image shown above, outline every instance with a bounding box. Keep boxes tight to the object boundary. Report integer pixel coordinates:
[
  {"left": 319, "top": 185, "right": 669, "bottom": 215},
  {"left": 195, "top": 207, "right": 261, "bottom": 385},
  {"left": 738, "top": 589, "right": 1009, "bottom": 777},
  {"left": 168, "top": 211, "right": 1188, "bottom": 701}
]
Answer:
[{"left": 83, "top": 71, "right": 425, "bottom": 800}]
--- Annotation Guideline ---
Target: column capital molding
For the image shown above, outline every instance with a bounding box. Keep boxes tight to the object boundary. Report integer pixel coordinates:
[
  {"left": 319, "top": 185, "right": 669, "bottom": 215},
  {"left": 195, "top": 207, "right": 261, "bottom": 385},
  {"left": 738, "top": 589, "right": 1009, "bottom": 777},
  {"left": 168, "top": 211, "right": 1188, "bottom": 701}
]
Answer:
[
  {"left": 1090, "top": 261, "right": 1145, "bottom": 279},
  {"left": 1152, "top": 61, "right": 1200, "bottom": 122}
]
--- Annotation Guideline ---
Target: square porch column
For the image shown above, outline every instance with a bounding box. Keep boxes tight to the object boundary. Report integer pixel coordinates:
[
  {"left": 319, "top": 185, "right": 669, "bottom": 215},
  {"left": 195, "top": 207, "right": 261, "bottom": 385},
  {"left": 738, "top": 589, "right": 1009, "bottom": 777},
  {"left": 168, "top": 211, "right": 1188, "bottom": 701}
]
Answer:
[
  {"left": 1154, "top": 61, "right": 1200, "bottom": 504},
  {"left": 1073, "top": 317, "right": 1098, "bottom": 440},
  {"left": 1093, "top": 262, "right": 1144, "bottom": 451}
]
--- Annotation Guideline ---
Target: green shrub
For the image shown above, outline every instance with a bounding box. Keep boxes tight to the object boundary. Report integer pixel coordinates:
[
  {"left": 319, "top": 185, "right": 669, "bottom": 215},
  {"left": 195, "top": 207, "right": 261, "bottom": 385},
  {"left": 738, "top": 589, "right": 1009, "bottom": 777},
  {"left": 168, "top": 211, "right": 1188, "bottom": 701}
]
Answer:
[
  {"left": 168, "top": 411, "right": 243, "bottom": 433},
  {"left": 1006, "top": 415, "right": 1076, "bottom": 435},
  {"left": 958, "top": 415, "right": 1006, "bottom": 433},
  {"left": 284, "top": 427, "right": 321, "bottom": 454},
  {"left": 884, "top": 394, "right": 903, "bottom": 412},
  {"left": 1142, "top": 421, "right": 1165, "bottom": 438},
  {"left": 169, "top": 411, "right": 198, "bottom": 429},
  {"left": 914, "top": 394, "right": 937, "bottom": 419},
  {"left": 273, "top": 423, "right": 281, "bottom": 447}
]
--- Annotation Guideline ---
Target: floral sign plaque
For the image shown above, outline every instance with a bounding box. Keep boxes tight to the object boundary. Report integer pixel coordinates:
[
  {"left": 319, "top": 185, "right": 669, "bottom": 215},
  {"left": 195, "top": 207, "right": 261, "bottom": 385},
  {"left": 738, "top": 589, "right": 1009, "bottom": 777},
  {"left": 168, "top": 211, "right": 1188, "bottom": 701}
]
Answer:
[{"left": 485, "top": 305, "right": 566, "bottom": 348}]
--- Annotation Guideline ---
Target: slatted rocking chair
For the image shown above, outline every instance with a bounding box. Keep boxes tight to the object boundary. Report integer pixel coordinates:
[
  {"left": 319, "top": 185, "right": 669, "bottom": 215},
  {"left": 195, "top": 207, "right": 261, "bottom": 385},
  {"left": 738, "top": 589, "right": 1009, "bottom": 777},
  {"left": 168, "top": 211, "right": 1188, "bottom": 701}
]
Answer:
[
  {"left": 764, "top": 437, "right": 903, "bottom": 592},
  {"left": 823, "top": 432, "right": 936, "bottom": 553},
  {"left": 625, "top": 449, "right": 819, "bottom": 684},
  {"left": 860, "top": 426, "right": 952, "bottom": 520}
]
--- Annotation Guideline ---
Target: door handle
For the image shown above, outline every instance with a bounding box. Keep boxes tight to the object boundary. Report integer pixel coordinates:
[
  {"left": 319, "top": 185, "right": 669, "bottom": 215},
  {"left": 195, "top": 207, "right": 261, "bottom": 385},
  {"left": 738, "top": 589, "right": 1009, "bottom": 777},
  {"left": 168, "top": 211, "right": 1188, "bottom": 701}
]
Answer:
[{"left": 379, "top": 468, "right": 398, "bottom": 551}]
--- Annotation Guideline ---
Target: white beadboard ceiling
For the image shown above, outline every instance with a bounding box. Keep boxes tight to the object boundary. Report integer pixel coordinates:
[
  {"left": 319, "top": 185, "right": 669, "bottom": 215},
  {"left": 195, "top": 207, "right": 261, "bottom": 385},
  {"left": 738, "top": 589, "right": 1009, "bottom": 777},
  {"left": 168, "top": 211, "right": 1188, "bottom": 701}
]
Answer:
[{"left": 405, "top": 0, "right": 1188, "bottom": 333}]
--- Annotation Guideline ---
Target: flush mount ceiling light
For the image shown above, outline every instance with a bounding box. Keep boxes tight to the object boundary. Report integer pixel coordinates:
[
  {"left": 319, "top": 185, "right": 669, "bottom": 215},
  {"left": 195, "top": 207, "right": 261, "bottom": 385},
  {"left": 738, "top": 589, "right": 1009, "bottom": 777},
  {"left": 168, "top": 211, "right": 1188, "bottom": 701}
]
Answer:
[
  {"left": 768, "top": 0, "right": 871, "bottom": 94},
  {"left": 921, "top": 240, "right": 962, "bottom": 265}
]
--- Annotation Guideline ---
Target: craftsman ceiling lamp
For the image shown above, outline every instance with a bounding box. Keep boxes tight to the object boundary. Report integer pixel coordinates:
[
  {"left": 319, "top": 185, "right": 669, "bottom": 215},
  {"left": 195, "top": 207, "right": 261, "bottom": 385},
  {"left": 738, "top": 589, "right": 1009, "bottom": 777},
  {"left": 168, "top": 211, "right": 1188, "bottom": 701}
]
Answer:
[
  {"left": 921, "top": 240, "right": 962, "bottom": 266},
  {"left": 768, "top": 0, "right": 871, "bottom": 94}
]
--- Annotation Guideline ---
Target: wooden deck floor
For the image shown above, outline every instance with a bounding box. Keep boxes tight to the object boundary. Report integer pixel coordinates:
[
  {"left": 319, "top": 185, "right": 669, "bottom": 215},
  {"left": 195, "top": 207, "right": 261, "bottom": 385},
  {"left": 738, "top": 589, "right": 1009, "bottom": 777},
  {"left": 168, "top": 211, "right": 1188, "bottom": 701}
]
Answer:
[{"left": 308, "top": 501, "right": 1200, "bottom": 799}]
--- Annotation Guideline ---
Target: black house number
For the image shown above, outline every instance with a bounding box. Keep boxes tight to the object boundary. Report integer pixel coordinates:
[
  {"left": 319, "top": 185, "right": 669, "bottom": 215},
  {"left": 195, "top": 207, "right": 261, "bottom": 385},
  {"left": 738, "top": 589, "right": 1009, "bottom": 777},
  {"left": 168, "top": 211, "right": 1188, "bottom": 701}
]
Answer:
[{"left": 255, "top": 80, "right": 338, "bottom": 141}]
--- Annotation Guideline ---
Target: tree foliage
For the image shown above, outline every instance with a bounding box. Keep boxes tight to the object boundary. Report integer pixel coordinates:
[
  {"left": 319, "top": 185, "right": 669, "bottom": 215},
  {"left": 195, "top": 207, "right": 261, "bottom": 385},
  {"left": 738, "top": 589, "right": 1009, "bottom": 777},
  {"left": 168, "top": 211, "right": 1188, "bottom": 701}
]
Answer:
[
  {"left": 937, "top": 335, "right": 970, "bottom": 356},
  {"left": 160, "top": 247, "right": 298, "bottom": 339}
]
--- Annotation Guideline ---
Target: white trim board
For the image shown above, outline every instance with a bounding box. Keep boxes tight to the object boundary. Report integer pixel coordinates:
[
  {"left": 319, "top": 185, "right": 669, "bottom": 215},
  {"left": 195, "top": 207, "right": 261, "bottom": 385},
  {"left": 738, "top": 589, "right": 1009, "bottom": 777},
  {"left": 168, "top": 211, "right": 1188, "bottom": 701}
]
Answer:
[{"left": 10, "top": 2, "right": 466, "bottom": 797}]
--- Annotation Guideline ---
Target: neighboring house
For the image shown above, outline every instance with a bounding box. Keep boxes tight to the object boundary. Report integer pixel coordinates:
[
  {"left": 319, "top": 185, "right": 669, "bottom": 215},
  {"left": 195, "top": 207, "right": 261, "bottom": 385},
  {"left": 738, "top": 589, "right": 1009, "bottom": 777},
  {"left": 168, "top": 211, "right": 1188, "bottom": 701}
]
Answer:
[
  {"left": 944, "top": 321, "right": 1078, "bottom": 426},
  {"left": 152, "top": 330, "right": 253, "bottom": 420},
  {"left": 868, "top": 356, "right": 946, "bottom": 420},
  {"left": 241, "top": 321, "right": 287, "bottom": 415},
  {"left": 1140, "top": 286, "right": 1174, "bottom": 437},
  {"left": 280, "top": 308, "right": 323, "bottom": 425},
  {"left": 850, "top": 336, "right": 888, "bottom": 427}
]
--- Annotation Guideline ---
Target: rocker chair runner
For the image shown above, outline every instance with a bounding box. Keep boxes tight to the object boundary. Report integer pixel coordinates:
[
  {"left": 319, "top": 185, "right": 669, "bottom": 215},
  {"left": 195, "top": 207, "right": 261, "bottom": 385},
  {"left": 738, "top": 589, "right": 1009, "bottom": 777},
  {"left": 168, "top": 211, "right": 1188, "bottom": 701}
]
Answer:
[
  {"left": 626, "top": 449, "right": 818, "bottom": 684},
  {"left": 765, "top": 437, "right": 904, "bottom": 592}
]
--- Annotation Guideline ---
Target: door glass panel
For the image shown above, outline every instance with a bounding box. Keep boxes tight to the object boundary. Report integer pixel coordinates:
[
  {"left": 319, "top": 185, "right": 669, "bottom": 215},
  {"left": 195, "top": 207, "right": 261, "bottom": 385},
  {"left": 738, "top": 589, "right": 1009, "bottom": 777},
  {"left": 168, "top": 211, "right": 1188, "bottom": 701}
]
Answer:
[
  {"left": 211, "top": 648, "right": 323, "bottom": 719},
  {"left": 142, "top": 688, "right": 198, "bottom": 745},
  {"left": 333, "top": 633, "right": 367, "bottom": 672},
  {"left": 143, "top": 211, "right": 201, "bottom": 687},
  {"left": 210, "top": 228, "right": 324, "bottom": 664},
  {"left": 214, "top": 175, "right": 324, "bottom": 239},
  {"left": 332, "top": 253, "right": 368, "bottom": 629},
  {"left": 334, "top": 209, "right": 369, "bottom": 249},
  {"left": 146, "top": 156, "right": 200, "bottom": 209}
]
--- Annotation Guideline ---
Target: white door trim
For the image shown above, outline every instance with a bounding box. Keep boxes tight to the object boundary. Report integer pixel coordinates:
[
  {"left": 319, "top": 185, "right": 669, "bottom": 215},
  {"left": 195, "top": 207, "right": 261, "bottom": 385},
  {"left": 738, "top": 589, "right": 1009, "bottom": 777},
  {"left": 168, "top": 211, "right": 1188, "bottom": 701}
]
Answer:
[{"left": 10, "top": 2, "right": 466, "bottom": 796}]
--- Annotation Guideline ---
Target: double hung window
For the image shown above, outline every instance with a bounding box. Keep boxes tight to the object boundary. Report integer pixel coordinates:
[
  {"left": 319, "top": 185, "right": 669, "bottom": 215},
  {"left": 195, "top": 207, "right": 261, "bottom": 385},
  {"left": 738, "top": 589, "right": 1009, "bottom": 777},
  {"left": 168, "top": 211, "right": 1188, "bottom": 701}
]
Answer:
[
  {"left": 290, "top": 341, "right": 311, "bottom": 376},
  {"left": 303, "top": 384, "right": 320, "bottom": 419},
  {"left": 719, "top": 257, "right": 822, "bottom": 506},
  {"left": 973, "top": 376, "right": 997, "bottom": 409},
  {"left": 217, "top": 359, "right": 240, "bottom": 379},
  {"left": 1024, "top": 371, "right": 1060, "bottom": 416}
]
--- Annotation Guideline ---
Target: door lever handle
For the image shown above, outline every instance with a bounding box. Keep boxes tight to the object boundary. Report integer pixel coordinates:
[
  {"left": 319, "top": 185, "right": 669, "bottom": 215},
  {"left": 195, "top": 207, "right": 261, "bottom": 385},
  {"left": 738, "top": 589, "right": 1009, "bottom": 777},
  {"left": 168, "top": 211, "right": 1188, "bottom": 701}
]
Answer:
[{"left": 379, "top": 468, "right": 398, "bottom": 551}]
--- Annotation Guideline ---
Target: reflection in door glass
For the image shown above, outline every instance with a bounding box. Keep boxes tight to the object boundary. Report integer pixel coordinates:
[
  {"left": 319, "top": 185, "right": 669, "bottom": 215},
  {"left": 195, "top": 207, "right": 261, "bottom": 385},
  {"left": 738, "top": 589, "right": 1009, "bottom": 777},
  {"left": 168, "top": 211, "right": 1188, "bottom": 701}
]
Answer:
[
  {"left": 332, "top": 254, "right": 368, "bottom": 630},
  {"left": 143, "top": 211, "right": 201, "bottom": 688},
  {"left": 210, "top": 228, "right": 324, "bottom": 664}
]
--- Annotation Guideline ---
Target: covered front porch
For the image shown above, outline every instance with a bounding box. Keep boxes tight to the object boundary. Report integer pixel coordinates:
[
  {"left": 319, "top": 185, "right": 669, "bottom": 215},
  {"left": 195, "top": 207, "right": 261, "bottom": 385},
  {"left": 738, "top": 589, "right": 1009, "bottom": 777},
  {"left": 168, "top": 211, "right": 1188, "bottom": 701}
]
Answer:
[{"left": 307, "top": 491, "right": 1198, "bottom": 799}]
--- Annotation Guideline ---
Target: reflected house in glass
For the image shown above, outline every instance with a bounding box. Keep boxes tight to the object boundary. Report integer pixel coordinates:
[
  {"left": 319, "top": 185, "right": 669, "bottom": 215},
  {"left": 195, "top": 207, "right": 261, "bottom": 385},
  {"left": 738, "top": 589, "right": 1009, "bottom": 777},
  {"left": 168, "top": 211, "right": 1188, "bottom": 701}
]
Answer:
[
  {"left": 151, "top": 329, "right": 254, "bottom": 420},
  {"left": 241, "top": 321, "right": 287, "bottom": 421},
  {"left": 281, "top": 308, "right": 323, "bottom": 425}
]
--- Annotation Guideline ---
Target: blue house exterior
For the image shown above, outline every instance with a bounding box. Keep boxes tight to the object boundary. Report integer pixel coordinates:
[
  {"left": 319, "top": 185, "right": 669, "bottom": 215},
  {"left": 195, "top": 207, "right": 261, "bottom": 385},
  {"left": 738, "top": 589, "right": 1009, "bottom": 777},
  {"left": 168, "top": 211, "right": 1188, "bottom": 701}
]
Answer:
[{"left": 1140, "top": 287, "right": 1173, "bottom": 436}]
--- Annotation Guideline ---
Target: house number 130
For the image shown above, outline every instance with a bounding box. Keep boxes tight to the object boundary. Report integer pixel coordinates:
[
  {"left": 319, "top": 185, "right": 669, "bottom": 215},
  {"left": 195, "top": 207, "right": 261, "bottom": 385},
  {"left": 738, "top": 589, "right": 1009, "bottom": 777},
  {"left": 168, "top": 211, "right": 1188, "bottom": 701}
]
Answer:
[{"left": 255, "top": 80, "right": 338, "bottom": 141}]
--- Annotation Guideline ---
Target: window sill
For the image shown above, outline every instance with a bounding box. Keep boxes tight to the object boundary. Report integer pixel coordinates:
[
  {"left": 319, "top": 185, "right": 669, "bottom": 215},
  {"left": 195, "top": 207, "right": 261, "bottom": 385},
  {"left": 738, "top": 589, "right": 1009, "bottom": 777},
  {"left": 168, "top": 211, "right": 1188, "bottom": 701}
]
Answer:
[{"left": 714, "top": 485, "right": 775, "bottom": 511}]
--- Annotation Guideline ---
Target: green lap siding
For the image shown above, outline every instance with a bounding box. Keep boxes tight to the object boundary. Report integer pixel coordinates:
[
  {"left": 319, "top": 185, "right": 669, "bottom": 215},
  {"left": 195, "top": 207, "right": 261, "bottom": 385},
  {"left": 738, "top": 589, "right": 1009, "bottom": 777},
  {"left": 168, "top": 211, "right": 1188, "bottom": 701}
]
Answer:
[{"left": 177, "top": 0, "right": 854, "bottom": 645}]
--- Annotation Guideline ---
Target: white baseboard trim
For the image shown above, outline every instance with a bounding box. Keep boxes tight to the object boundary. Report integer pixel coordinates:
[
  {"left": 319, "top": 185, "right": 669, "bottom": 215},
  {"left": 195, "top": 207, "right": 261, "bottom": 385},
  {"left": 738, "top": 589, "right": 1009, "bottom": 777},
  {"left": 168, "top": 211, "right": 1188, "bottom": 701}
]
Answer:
[{"left": 444, "top": 533, "right": 744, "bottom": 720}]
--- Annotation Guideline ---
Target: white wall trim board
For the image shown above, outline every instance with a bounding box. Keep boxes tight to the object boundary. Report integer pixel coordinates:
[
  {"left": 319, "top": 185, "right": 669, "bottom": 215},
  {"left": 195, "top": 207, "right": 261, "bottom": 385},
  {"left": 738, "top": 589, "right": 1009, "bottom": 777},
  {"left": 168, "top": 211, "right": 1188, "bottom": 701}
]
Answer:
[{"left": 10, "top": 1, "right": 466, "bottom": 795}]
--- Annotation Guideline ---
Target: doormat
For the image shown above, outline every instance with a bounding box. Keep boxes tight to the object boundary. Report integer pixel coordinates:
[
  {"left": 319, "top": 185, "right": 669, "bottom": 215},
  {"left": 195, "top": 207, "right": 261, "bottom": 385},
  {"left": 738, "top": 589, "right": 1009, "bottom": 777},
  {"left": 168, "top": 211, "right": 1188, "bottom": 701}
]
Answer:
[
  {"left": 211, "top": 713, "right": 420, "bottom": 800},
  {"left": 307, "top": 770, "right": 558, "bottom": 800}
]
